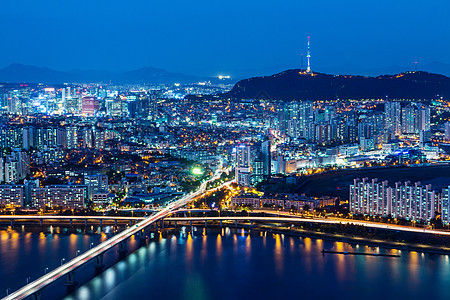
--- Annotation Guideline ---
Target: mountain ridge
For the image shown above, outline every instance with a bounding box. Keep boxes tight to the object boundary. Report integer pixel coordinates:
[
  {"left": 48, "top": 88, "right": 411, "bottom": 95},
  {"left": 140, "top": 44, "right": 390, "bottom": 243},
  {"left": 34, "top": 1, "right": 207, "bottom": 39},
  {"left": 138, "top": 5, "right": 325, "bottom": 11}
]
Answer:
[
  {"left": 223, "top": 69, "right": 450, "bottom": 101},
  {"left": 0, "top": 63, "right": 230, "bottom": 85}
]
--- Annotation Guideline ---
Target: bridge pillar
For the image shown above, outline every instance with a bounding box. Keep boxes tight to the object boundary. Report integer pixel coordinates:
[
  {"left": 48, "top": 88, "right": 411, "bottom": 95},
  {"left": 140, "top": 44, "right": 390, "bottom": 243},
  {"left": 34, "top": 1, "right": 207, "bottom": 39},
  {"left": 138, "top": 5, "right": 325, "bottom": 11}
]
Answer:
[
  {"left": 85, "top": 219, "right": 88, "bottom": 227},
  {"left": 94, "top": 253, "right": 105, "bottom": 270},
  {"left": 280, "top": 222, "right": 283, "bottom": 226},
  {"left": 137, "top": 231, "right": 147, "bottom": 246},
  {"left": 31, "top": 291, "right": 42, "bottom": 300},
  {"left": 250, "top": 221, "right": 253, "bottom": 227},
  {"left": 220, "top": 220, "right": 222, "bottom": 228},
  {"left": 70, "top": 219, "right": 73, "bottom": 227},
  {"left": 129, "top": 220, "right": 132, "bottom": 227},
  {"left": 64, "top": 270, "right": 77, "bottom": 287},
  {"left": 174, "top": 220, "right": 177, "bottom": 227},
  {"left": 100, "top": 220, "right": 103, "bottom": 228},
  {"left": 204, "top": 220, "right": 207, "bottom": 228},
  {"left": 235, "top": 220, "right": 238, "bottom": 227},
  {"left": 118, "top": 240, "right": 128, "bottom": 257},
  {"left": 115, "top": 219, "right": 118, "bottom": 227},
  {"left": 10, "top": 219, "right": 14, "bottom": 227},
  {"left": 160, "top": 220, "right": 164, "bottom": 229},
  {"left": 189, "top": 220, "right": 192, "bottom": 227},
  {"left": 40, "top": 219, "right": 43, "bottom": 227}
]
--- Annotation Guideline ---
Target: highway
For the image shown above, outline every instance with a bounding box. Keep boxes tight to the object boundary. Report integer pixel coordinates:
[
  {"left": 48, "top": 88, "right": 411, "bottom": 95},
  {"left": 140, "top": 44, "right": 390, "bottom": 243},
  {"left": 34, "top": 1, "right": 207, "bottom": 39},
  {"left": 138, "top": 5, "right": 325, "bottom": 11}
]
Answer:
[
  {"left": 3, "top": 168, "right": 229, "bottom": 300},
  {"left": 0, "top": 215, "right": 145, "bottom": 221}
]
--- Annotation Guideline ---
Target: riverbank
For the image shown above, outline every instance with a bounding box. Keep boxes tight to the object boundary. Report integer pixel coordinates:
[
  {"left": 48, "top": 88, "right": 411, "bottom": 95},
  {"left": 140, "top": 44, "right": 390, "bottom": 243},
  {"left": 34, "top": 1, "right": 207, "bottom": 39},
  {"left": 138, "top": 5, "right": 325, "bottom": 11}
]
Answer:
[
  {"left": 256, "top": 225, "right": 450, "bottom": 255},
  {"left": 182, "top": 222, "right": 450, "bottom": 255}
]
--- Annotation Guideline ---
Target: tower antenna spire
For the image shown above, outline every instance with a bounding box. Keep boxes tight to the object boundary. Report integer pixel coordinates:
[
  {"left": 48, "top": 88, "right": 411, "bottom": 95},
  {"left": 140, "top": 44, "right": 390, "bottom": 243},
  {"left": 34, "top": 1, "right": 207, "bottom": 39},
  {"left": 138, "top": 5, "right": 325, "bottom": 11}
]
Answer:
[{"left": 306, "top": 36, "right": 311, "bottom": 73}]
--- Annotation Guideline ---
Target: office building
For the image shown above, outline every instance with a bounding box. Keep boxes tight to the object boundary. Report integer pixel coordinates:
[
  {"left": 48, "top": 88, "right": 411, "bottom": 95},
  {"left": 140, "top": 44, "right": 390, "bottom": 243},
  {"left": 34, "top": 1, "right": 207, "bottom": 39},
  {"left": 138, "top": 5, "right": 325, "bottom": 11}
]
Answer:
[{"left": 81, "top": 96, "right": 99, "bottom": 116}]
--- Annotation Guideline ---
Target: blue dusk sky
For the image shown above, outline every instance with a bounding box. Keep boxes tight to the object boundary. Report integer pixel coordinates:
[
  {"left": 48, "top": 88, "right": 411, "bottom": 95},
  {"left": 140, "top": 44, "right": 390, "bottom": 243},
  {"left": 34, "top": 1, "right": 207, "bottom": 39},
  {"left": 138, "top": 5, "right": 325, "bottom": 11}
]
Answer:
[{"left": 0, "top": 0, "right": 449, "bottom": 76}]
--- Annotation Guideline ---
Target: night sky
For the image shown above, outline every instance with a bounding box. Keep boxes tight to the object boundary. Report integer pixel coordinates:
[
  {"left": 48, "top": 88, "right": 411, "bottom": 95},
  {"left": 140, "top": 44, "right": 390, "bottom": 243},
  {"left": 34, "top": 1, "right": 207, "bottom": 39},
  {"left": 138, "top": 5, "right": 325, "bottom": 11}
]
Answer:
[{"left": 1, "top": 0, "right": 449, "bottom": 76}]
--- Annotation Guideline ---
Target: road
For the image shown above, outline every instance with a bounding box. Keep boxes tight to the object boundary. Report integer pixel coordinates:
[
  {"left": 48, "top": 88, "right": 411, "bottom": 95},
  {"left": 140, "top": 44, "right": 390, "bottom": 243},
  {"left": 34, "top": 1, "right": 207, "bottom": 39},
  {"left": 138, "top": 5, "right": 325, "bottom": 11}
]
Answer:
[
  {"left": 3, "top": 168, "right": 230, "bottom": 300},
  {"left": 0, "top": 216, "right": 145, "bottom": 221},
  {"left": 252, "top": 209, "right": 446, "bottom": 234}
]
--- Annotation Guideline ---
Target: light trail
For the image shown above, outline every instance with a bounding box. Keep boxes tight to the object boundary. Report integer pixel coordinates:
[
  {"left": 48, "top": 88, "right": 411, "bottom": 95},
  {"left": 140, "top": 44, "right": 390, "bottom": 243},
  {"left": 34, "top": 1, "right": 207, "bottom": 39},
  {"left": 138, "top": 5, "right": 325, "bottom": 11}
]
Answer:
[
  {"left": 166, "top": 216, "right": 450, "bottom": 236},
  {"left": 3, "top": 169, "right": 229, "bottom": 300}
]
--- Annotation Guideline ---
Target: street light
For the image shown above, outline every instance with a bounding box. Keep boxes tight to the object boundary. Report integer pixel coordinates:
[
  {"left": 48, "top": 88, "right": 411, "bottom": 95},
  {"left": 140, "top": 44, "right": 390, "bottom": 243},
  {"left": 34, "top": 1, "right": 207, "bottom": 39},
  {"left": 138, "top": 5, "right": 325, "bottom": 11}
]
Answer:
[
  {"left": 26, "top": 277, "right": 31, "bottom": 284},
  {"left": 44, "top": 267, "right": 49, "bottom": 274},
  {"left": 61, "top": 258, "right": 65, "bottom": 266},
  {"left": 75, "top": 250, "right": 80, "bottom": 257},
  {"left": 90, "top": 242, "right": 95, "bottom": 249}
]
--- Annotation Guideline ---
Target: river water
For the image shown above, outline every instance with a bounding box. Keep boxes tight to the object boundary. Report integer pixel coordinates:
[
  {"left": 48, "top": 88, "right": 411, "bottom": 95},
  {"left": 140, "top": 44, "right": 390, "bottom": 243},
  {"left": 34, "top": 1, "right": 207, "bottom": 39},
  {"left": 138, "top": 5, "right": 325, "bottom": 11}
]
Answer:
[{"left": 1, "top": 226, "right": 450, "bottom": 300}]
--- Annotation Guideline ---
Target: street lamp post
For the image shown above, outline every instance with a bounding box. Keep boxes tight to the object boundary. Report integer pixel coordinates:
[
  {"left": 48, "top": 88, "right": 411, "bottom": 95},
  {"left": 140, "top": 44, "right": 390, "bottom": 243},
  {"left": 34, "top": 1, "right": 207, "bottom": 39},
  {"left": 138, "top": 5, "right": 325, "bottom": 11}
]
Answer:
[
  {"left": 61, "top": 258, "right": 65, "bottom": 266},
  {"left": 26, "top": 277, "right": 31, "bottom": 284},
  {"left": 44, "top": 267, "right": 49, "bottom": 274},
  {"left": 75, "top": 250, "right": 80, "bottom": 257},
  {"left": 90, "top": 242, "right": 94, "bottom": 249}
]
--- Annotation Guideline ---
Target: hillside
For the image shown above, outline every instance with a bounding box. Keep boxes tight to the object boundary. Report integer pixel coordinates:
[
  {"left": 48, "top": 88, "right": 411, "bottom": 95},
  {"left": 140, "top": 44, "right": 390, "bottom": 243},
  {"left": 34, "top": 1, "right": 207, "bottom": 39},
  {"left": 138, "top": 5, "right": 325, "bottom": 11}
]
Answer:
[{"left": 224, "top": 70, "right": 450, "bottom": 101}]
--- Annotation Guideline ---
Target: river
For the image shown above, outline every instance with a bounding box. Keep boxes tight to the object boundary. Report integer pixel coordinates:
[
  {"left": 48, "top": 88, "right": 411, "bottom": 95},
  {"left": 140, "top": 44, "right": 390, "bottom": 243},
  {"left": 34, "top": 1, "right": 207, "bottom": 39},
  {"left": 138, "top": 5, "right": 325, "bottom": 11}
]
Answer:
[{"left": 1, "top": 226, "right": 450, "bottom": 300}]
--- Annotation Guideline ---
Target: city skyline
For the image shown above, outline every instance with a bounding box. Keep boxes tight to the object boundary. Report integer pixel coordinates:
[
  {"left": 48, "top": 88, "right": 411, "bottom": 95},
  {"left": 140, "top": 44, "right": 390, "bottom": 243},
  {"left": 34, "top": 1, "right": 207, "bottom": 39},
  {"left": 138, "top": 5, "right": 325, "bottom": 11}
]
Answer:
[
  {"left": 1, "top": 0, "right": 449, "bottom": 77},
  {"left": 3, "top": 1, "right": 450, "bottom": 299}
]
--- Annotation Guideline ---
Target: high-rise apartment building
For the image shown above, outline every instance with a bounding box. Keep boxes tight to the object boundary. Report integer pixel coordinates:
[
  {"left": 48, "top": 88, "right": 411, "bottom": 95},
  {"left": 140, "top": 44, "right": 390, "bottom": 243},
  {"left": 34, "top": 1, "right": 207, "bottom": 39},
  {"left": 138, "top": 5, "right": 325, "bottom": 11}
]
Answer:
[
  {"left": 444, "top": 122, "right": 450, "bottom": 142},
  {"left": 234, "top": 144, "right": 251, "bottom": 187},
  {"left": 350, "top": 178, "right": 436, "bottom": 223},
  {"left": 384, "top": 102, "right": 401, "bottom": 135}
]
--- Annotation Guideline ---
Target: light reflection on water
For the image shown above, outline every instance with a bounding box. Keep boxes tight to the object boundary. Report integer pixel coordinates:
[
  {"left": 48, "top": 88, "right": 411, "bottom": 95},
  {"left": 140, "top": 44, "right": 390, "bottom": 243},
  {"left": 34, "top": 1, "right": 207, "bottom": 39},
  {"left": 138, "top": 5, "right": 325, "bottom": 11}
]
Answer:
[
  {"left": 0, "top": 226, "right": 109, "bottom": 299},
  {"left": 274, "top": 233, "right": 283, "bottom": 276},
  {"left": 216, "top": 233, "right": 222, "bottom": 261},
  {"left": 2, "top": 226, "right": 450, "bottom": 300},
  {"left": 60, "top": 227, "right": 450, "bottom": 300},
  {"left": 409, "top": 251, "right": 420, "bottom": 284}
]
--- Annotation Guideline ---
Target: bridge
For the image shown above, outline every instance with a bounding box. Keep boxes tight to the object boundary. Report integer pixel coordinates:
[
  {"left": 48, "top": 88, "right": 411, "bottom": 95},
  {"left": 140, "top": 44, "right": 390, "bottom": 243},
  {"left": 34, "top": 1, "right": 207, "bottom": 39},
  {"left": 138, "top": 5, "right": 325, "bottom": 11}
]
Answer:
[
  {"left": 8, "top": 175, "right": 447, "bottom": 299},
  {"left": 0, "top": 215, "right": 145, "bottom": 227},
  {"left": 4, "top": 169, "right": 230, "bottom": 300},
  {"left": 2, "top": 213, "right": 446, "bottom": 237},
  {"left": 164, "top": 216, "right": 450, "bottom": 236}
]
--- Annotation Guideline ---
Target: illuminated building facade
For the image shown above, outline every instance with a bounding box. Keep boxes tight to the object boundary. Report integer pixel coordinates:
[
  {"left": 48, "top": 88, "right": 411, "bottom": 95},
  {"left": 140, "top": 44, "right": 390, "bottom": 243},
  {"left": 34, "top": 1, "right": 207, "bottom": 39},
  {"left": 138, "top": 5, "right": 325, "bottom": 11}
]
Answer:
[{"left": 350, "top": 178, "right": 436, "bottom": 223}]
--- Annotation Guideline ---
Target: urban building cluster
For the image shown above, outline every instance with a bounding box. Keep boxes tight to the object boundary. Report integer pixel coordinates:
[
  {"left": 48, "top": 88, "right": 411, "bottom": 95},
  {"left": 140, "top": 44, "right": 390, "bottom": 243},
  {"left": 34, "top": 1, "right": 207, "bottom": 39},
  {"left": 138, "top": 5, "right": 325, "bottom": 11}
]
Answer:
[
  {"left": 230, "top": 193, "right": 336, "bottom": 211},
  {"left": 231, "top": 99, "right": 450, "bottom": 187},
  {"left": 1, "top": 81, "right": 450, "bottom": 212},
  {"left": 349, "top": 177, "right": 450, "bottom": 224},
  {"left": 275, "top": 100, "right": 432, "bottom": 148},
  {"left": 0, "top": 174, "right": 108, "bottom": 209}
]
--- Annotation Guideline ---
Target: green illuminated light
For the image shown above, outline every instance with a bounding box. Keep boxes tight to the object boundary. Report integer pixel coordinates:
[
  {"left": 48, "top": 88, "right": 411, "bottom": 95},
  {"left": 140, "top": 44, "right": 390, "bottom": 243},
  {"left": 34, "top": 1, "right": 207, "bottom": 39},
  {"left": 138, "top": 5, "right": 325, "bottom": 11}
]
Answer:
[{"left": 192, "top": 167, "right": 202, "bottom": 175}]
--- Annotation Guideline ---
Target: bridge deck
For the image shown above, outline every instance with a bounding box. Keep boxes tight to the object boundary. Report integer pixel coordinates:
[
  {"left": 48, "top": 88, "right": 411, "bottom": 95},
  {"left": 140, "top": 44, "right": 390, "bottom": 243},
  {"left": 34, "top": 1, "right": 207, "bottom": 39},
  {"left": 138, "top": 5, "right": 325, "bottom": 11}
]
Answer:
[{"left": 165, "top": 216, "right": 450, "bottom": 236}]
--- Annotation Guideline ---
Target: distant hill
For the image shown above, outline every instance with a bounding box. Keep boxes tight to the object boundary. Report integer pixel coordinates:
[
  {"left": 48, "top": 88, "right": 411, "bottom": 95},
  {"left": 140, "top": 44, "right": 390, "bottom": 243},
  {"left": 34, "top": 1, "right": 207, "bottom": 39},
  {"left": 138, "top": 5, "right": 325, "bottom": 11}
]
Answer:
[
  {"left": 224, "top": 70, "right": 450, "bottom": 101},
  {"left": 114, "top": 66, "right": 201, "bottom": 84},
  {"left": 0, "top": 63, "right": 84, "bottom": 84},
  {"left": 317, "top": 61, "right": 450, "bottom": 78},
  {"left": 0, "top": 63, "right": 230, "bottom": 84}
]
